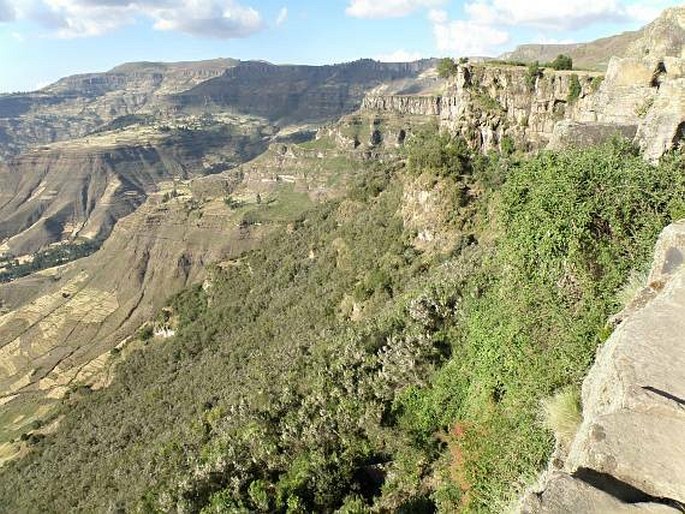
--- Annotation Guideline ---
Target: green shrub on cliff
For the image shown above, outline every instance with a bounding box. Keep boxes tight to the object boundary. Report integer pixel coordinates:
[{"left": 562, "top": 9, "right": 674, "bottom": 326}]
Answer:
[
  {"left": 437, "top": 57, "right": 459, "bottom": 78},
  {"left": 550, "top": 54, "right": 573, "bottom": 70}
]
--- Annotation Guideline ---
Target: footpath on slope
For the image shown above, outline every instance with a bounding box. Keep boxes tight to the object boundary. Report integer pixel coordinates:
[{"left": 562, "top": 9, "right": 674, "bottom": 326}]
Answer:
[{"left": 521, "top": 220, "right": 685, "bottom": 513}]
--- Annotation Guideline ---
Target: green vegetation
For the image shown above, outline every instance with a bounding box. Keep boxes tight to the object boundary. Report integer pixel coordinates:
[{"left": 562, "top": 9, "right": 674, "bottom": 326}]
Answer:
[
  {"left": 635, "top": 96, "right": 655, "bottom": 117},
  {"left": 590, "top": 75, "right": 605, "bottom": 92},
  {"left": 525, "top": 61, "right": 543, "bottom": 90},
  {"left": 550, "top": 54, "right": 573, "bottom": 71},
  {"left": 1, "top": 130, "right": 684, "bottom": 513},
  {"left": 0, "top": 239, "right": 101, "bottom": 283},
  {"left": 473, "top": 91, "right": 504, "bottom": 113},
  {"left": 437, "top": 58, "right": 459, "bottom": 79},
  {"left": 567, "top": 74, "right": 582, "bottom": 102}
]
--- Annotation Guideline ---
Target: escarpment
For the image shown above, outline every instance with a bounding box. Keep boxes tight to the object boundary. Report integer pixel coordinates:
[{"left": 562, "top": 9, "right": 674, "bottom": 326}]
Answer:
[
  {"left": 166, "top": 59, "right": 438, "bottom": 123},
  {"left": 362, "top": 64, "right": 602, "bottom": 152},
  {"left": 359, "top": 7, "right": 685, "bottom": 160}
]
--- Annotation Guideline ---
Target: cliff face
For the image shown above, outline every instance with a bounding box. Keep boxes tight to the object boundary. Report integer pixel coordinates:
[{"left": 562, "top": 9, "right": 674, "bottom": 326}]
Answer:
[
  {"left": 360, "top": 7, "right": 684, "bottom": 160},
  {"left": 362, "top": 64, "right": 600, "bottom": 153},
  {"left": 520, "top": 221, "right": 685, "bottom": 513},
  {"left": 167, "top": 59, "right": 437, "bottom": 124}
]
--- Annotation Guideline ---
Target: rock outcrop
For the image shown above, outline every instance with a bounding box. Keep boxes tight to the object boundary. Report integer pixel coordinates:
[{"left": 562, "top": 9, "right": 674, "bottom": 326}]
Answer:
[
  {"left": 551, "top": 7, "right": 685, "bottom": 161},
  {"left": 360, "top": 7, "right": 684, "bottom": 160},
  {"left": 520, "top": 220, "right": 685, "bottom": 513},
  {"left": 362, "top": 64, "right": 600, "bottom": 153}
]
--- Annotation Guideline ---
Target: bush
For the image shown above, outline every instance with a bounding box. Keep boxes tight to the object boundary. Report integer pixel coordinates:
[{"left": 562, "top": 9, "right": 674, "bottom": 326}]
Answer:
[
  {"left": 437, "top": 57, "right": 458, "bottom": 79},
  {"left": 526, "top": 61, "right": 542, "bottom": 90},
  {"left": 405, "top": 127, "right": 471, "bottom": 177},
  {"left": 550, "top": 54, "right": 573, "bottom": 71}
]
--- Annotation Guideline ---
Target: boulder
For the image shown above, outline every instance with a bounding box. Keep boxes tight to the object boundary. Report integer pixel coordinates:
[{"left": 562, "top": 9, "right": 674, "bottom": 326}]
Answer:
[
  {"left": 565, "top": 223, "right": 685, "bottom": 504},
  {"left": 520, "top": 472, "right": 681, "bottom": 514}
]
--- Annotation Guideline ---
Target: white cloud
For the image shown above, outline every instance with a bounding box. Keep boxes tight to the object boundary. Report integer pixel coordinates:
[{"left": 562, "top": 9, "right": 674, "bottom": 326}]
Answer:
[
  {"left": 346, "top": 0, "right": 445, "bottom": 19},
  {"left": 375, "top": 49, "right": 423, "bottom": 62},
  {"left": 2, "top": 0, "right": 264, "bottom": 39},
  {"left": 427, "top": 0, "right": 671, "bottom": 58},
  {"left": 276, "top": 6, "right": 287, "bottom": 27},
  {"left": 431, "top": 11, "right": 509, "bottom": 55},
  {"left": 463, "top": 0, "right": 660, "bottom": 31}
]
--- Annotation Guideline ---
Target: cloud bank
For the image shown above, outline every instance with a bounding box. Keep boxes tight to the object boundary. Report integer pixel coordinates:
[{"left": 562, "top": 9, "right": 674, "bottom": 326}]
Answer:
[{"left": 0, "top": 0, "right": 264, "bottom": 39}]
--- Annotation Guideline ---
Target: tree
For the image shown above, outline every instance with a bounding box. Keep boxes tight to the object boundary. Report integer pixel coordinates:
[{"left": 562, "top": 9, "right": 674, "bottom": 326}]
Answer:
[
  {"left": 437, "top": 57, "right": 458, "bottom": 79},
  {"left": 550, "top": 54, "right": 573, "bottom": 71}
]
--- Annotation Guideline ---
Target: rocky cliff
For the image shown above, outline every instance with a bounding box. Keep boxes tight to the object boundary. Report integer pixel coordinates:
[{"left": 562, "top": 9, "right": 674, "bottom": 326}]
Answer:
[
  {"left": 520, "top": 220, "right": 685, "bottom": 513},
  {"left": 167, "top": 59, "right": 437, "bottom": 123},
  {"left": 359, "top": 7, "right": 685, "bottom": 160},
  {"left": 558, "top": 7, "right": 685, "bottom": 161},
  {"left": 362, "top": 64, "right": 601, "bottom": 153}
]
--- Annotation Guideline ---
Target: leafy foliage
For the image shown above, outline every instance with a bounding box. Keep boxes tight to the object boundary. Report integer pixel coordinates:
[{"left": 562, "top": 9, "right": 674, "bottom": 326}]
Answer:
[
  {"left": 405, "top": 128, "right": 471, "bottom": 178},
  {"left": 437, "top": 58, "right": 459, "bottom": 79},
  {"left": 0, "top": 239, "right": 101, "bottom": 283},
  {"left": 567, "top": 74, "right": 582, "bottom": 102},
  {"left": 1, "top": 133, "right": 683, "bottom": 513},
  {"left": 549, "top": 54, "right": 573, "bottom": 71},
  {"left": 525, "top": 62, "right": 543, "bottom": 90}
]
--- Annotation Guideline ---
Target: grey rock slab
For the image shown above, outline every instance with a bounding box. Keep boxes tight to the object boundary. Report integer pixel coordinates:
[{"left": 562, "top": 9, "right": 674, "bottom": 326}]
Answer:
[
  {"left": 567, "top": 268, "right": 685, "bottom": 503},
  {"left": 520, "top": 472, "right": 681, "bottom": 514}
]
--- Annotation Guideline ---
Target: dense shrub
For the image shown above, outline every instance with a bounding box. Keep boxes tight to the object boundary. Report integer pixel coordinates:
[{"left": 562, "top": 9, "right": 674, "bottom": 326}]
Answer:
[{"left": 550, "top": 54, "right": 573, "bottom": 70}]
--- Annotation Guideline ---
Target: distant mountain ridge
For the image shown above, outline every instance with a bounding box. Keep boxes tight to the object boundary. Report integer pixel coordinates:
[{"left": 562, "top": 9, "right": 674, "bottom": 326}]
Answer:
[
  {"left": 500, "top": 6, "right": 685, "bottom": 69},
  {"left": 499, "top": 30, "right": 641, "bottom": 70},
  {"left": 0, "top": 58, "right": 437, "bottom": 158}
]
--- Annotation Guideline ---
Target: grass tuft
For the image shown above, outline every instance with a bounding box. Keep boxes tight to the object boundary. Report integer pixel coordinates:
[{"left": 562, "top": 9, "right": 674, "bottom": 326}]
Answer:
[{"left": 541, "top": 387, "right": 582, "bottom": 449}]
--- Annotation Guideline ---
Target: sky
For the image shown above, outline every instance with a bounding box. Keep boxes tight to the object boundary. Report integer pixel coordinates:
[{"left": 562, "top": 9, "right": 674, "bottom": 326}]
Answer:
[{"left": 0, "top": 0, "right": 681, "bottom": 93}]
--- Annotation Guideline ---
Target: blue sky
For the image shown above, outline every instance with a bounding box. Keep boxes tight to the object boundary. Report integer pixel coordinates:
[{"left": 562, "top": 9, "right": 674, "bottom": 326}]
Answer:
[{"left": 0, "top": 0, "right": 681, "bottom": 93}]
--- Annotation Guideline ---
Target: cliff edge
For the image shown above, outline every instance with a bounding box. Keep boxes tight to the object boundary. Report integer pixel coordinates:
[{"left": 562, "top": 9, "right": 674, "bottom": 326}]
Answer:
[{"left": 520, "top": 220, "right": 685, "bottom": 513}]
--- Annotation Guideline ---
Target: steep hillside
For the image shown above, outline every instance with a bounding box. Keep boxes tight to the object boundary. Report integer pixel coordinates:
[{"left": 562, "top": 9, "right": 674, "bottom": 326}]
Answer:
[
  {"left": 0, "top": 114, "right": 272, "bottom": 257},
  {"left": 500, "top": 6, "right": 685, "bottom": 70},
  {"left": 499, "top": 31, "right": 641, "bottom": 71},
  {"left": 0, "top": 119, "right": 384, "bottom": 464},
  {"left": 0, "top": 7, "right": 683, "bottom": 512},
  {"left": 1, "top": 133, "right": 683, "bottom": 512},
  {"left": 166, "top": 59, "right": 438, "bottom": 123}
]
